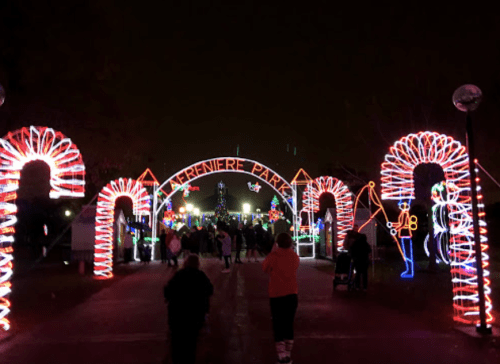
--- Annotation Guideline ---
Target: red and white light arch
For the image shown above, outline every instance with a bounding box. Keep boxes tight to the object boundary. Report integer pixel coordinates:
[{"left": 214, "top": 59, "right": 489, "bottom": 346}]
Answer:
[
  {"left": 381, "top": 131, "right": 493, "bottom": 325},
  {"left": 94, "top": 178, "right": 149, "bottom": 279},
  {"left": 0, "top": 126, "right": 85, "bottom": 331},
  {"left": 302, "top": 176, "right": 354, "bottom": 251}
]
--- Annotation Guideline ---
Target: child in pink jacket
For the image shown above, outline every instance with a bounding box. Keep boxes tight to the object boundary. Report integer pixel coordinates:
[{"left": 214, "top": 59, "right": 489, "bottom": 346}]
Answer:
[{"left": 262, "top": 233, "right": 300, "bottom": 364}]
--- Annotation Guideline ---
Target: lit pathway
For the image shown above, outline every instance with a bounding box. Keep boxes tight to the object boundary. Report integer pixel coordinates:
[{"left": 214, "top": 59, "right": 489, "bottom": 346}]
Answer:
[{"left": 0, "top": 258, "right": 497, "bottom": 363}]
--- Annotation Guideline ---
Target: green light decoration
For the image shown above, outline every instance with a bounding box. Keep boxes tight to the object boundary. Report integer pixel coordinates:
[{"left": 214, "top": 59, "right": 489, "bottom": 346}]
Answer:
[{"left": 292, "top": 235, "right": 320, "bottom": 242}]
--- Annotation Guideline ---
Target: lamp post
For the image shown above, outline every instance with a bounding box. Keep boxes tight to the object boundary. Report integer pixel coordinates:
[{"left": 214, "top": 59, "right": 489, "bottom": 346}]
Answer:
[{"left": 452, "top": 84, "right": 491, "bottom": 334}]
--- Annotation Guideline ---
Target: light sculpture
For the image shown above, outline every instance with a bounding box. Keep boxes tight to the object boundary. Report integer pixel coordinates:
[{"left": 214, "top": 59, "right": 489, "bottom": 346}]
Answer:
[
  {"left": 0, "top": 126, "right": 85, "bottom": 331},
  {"left": 302, "top": 176, "right": 354, "bottom": 252},
  {"left": 247, "top": 181, "right": 262, "bottom": 192},
  {"left": 425, "top": 181, "right": 452, "bottom": 264},
  {"left": 94, "top": 178, "right": 149, "bottom": 279},
  {"left": 380, "top": 131, "right": 493, "bottom": 325},
  {"left": 387, "top": 201, "right": 418, "bottom": 278}
]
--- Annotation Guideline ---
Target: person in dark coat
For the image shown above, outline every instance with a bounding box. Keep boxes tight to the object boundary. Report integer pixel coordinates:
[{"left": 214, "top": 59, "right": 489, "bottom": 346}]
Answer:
[
  {"left": 349, "top": 233, "right": 372, "bottom": 291},
  {"left": 233, "top": 223, "right": 244, "bottom": 264},
  {"left": 159, "top": 229, "right": 167, "bottom": 263},
  {"left": 189, "top": 227, "right": 200, "bottom": 254},
  {"left": 164, "top": 254, "right": 213, "bottom": 364},
  {"left": 245, "top": 224, "right": 258, "bottom": 262}
]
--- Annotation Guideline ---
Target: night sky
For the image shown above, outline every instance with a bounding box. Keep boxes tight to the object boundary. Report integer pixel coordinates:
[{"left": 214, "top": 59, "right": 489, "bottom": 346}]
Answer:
[{"left": 1, "top": 2, "right": 500, "bottom": 206}]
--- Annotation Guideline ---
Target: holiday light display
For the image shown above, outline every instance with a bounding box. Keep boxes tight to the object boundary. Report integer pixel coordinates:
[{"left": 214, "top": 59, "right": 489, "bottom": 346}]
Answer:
[
  {"left": 156, "top": 157, "right": 293, "bottom": 212},
  {"left": 268, "top": 195, "right": 283, "bottom": 223},
  {"left": 353, "top": 181, "right": 405, "bottom": 259},
  {"left": 94, "top": 178, "right": 149, "bottom": 279},
  {"left": 425, "top": 181, "right": 452, "bottom": 264},
  {"left": 0, "top": 126, "right": 86, "bottom": 331},
  {"left": 302, "top": 176, "right": 354, "bottom": 252},
  {"left": 163, "top": 200, "right": 175, "bottom": 227},
  {"left": 387, "top": 201, "right": 418, "bottom": 278},
  {"left": 214, "top": 181, "right": 228, "bottom": 221},
  {"left": 248, "top": 181, "right": 262, "bottom": 192},
  {"left": 381, "top": 131, "right": 493, "bottom": 324}
]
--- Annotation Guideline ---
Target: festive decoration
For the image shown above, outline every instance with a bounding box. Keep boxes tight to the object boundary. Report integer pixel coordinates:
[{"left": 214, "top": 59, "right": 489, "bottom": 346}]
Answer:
[
  {"left": 302, "top": 176, "right": 354, "bottom": 252},
  {"left": 353, "top": 181, "right": 404, "bottom": 258},
  {"left": 425, "top": 181, "right": 452, "bottom": 264},
  {"left": 94, "top": 178, "right": 149, "bottom": 279},
  {"left": 0, "top": 126, "right": 85, "bottom": 332},
  {"left": 214, "top": 181, "right": 228, "bottom": 221},
  {"left": 163, "top": 200, "right": 175, "bottom": 227},
  {"left": 387, "top": 201, "right": 418, "bottom": 278},
  {"left": 381, "top": 131, "right": 493, "bottom": 325},
  {"left": 268, "top": 195, "right": 283, "bottom": 223},
  {"left": 247, "top": 181, "right": 262, "bottom": 192},
  {"left": 156, "top": 157, "right": 293, "bottom": 211}
]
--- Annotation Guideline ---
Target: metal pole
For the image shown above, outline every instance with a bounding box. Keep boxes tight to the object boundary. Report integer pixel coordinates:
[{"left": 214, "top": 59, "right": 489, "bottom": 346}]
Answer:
[
  {"left": 151, "top": 185, "right": 158, "bottom": 261},
  {"left": 465, "top": 112, "right": 491, "bottom": 334}
]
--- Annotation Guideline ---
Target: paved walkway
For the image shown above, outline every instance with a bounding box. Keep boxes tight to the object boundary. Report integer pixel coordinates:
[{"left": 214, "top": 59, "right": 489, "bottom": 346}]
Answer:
[{"left": 0, "top": 257, "right": 498, "bottom": 363}]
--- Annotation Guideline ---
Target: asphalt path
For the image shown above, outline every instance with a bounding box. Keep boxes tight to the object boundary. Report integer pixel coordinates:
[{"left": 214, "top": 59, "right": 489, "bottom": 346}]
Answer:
[{"left": 0, "top": 257, "right": 498, "bottom": 363}]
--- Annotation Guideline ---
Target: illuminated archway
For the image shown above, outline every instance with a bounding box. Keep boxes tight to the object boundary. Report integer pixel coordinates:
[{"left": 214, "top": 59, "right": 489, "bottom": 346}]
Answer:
[
  {"left": 380, "top": 131, "right": 493, "bottom": 325},
  {"left": 94, "top": 178, "right": 149, "bottom": 279},
  {"left": 0, "top": 126, "right": 85, "bottom": 331},
  {"left": 302, "top": 176, "right": 354, "bottom": 252},
  {"left": 153, "top": 157, "right": 297, "bottom": 254}
]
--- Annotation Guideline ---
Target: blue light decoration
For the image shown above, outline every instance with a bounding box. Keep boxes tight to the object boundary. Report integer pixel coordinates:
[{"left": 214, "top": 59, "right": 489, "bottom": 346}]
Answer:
[
  {"left": 387, "top": 200, "right": 417, "bottom": 278},
  {"left": 188, "top": 215, "right": 192, "bottom": 227}
]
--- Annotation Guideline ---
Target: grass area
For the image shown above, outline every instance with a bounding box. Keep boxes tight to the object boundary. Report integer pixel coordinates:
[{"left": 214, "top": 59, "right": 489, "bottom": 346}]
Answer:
[{"left": 7, "top": 261, "right": 142, "bottom": 336}]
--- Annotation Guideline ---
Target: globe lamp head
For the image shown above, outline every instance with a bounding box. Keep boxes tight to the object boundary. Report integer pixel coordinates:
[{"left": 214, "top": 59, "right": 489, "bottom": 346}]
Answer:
[{"left": 453, "top": 84, "right": 482, "bottom": 112}]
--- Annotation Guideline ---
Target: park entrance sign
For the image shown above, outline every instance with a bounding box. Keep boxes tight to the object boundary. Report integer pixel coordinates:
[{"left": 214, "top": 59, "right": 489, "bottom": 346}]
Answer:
[{"left": 152, "top": 157, "right": 299, "bottom": 256}]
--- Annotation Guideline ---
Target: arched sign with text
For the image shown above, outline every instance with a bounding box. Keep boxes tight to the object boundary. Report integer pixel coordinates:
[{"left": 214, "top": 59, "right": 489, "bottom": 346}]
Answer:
[{"left": 157, "top": 157, "right": 294, "bottom": 211}]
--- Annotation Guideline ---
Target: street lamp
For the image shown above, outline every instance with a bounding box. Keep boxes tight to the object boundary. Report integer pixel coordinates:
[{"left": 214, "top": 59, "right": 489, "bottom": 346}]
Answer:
[
  {"left": 243, "top": 203, "right": 251, "bottom": 214},
  {"left": 179, "top": 207, "right": 186, "bottom": 214},
  {"left": 186, "top": 204, "right": 194, "bottom": 212},
  {"left": 193, "top": 208, "right": 200, "bottom": 216},
  {"left": 452, "top": 84, "right": 491, "bottom": 334}
]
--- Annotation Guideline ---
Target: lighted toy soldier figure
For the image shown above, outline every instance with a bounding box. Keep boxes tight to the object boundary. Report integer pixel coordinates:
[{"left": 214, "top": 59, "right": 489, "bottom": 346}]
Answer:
[{"left": 387, "top": 201, "right": 417, "bottom": 278}]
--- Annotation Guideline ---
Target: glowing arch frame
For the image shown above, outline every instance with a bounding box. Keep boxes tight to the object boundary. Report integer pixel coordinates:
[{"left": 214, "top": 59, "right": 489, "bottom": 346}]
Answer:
[
  {"left": 301, "top": 176, "right": 354, "bottom": 252},
  {"left": 380, "top": 131, "right": 493, "bottom": 325},
  {"left": 0, "top": 126, "right": 85, "bottom": 331},
  {"left": 94, "top": 178, "right": 149, "bottom": 279},
  {"left": 153, "top": 157, "right": 298, "bottom": 256}
]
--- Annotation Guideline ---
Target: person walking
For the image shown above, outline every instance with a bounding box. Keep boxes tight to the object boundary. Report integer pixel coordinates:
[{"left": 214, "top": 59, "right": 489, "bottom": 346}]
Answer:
[
  {"left": 181, "top": 231, "right": 191, "bottom": 259},
  {"left": 220, "top": 228, "right": 232, "bottom": 273},
  {"left": 215, "top": 229, "right": 224, "bottom": 260},
  {"left": 349, "top": 233, "right": 372, "bottom": 291},
  {"left": 159, "top": 229, "right": 168, "bottom": 264},
  {"left": 245, "top": 224, "right": 258, "bottom": 262},
  {"left": 233, "top": 223, "right": 244, "bottom": 264},
  {"left": 263, "top": 233, "right": 300, "bottom": 364},
  {"left": 123, "top": 231, "right": 134, "bottom": 263},
  {"left": 164, "top": 254, "right": 213, "bottom": 364},
  {"left": 165, "top": 228, "right": 179, "bottom": 267},
  {"left": 189, "top": 227, "right": 200, "bottom": 255}
]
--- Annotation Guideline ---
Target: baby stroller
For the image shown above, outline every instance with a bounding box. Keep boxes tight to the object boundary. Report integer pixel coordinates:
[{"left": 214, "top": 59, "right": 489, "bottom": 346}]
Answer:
[{"left": 333, "top": 252, "right": 354, "bottom": 291}]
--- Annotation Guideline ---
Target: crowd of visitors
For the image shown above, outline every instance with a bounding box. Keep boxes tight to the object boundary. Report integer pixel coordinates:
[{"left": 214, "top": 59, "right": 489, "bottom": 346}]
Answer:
[
  {"left": 157, "top": 220, "right": 276, "bottom": 271},
  {"left": 162, "top": 220, "right": 371, "bottom": 364}
]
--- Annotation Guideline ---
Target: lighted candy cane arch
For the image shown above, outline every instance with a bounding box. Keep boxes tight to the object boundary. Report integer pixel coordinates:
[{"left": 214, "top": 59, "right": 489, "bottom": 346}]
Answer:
[
  {"left": 302, "top": 176, "right": 354, "bottom": 252},
  {"left": 94, "top": 178, "right": 149, "bottom": 279},
  {"left": 0, "top": 126, "right": 85, "bottom": 331},
  {"left": 381, "top": 131, "right": 493, "bottom": 325}
]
